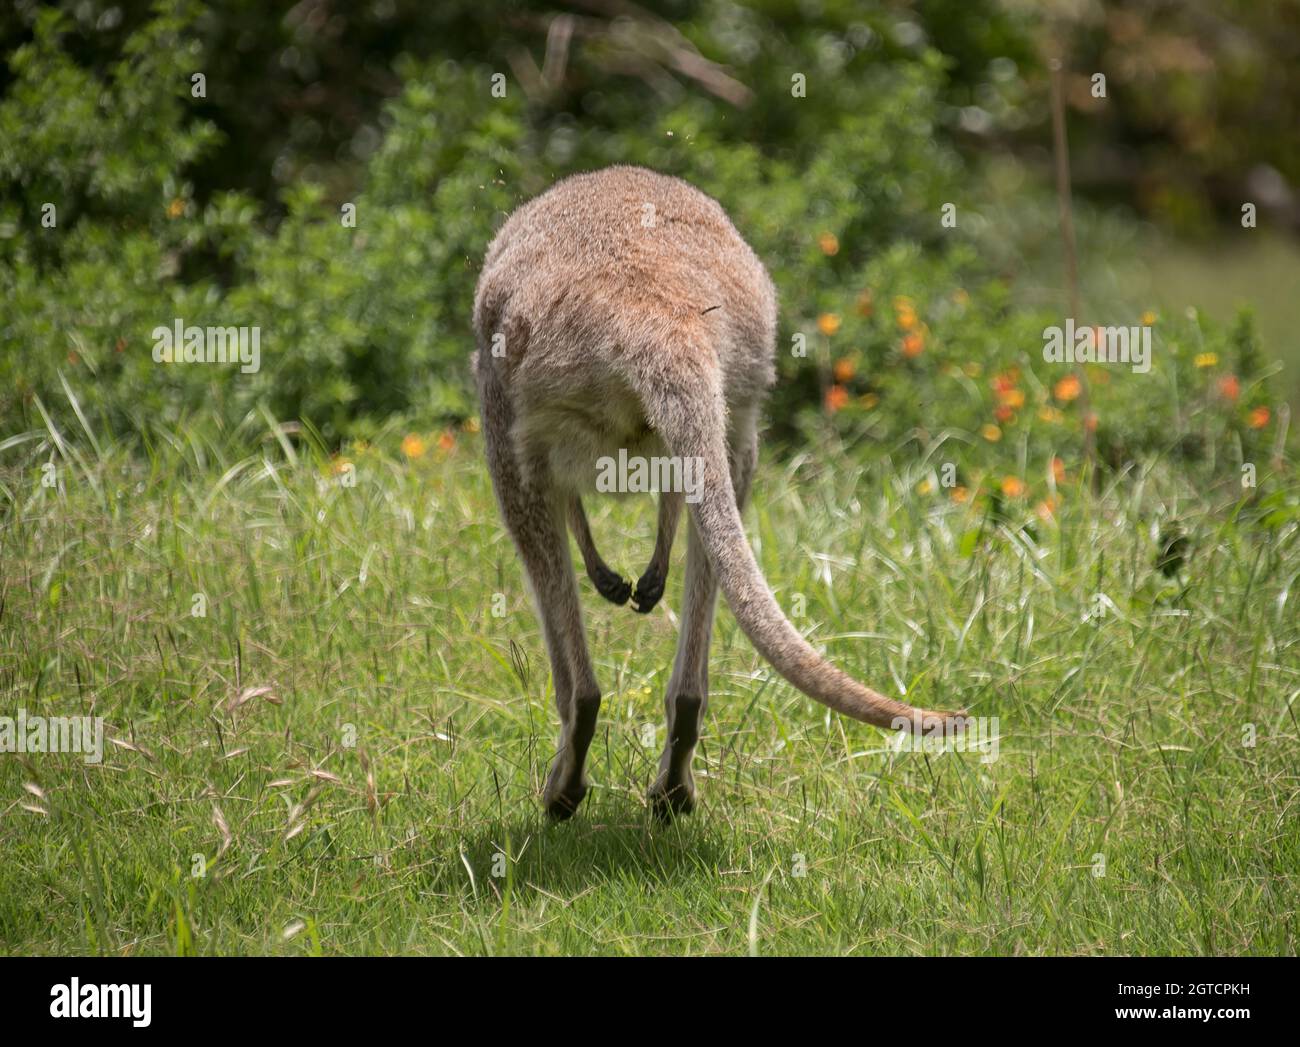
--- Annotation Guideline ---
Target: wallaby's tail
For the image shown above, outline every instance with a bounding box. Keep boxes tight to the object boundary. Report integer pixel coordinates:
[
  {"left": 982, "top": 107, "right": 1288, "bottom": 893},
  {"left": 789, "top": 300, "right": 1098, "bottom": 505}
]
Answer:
[{"left": 656, "top": 383, "right": 967, "bottom": 734}]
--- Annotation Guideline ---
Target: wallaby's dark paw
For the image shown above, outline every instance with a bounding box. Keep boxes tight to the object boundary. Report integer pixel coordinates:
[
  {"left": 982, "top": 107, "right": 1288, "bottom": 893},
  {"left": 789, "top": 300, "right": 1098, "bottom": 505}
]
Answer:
[
  {"left": 647, "top": 777, "right": 695, "bottom": 822},
  {"left": 631, "top": 565, "right": 665, "bottom": 614},
  {"left": 591, "top": 564, "right": 632, "bottom": 606},
  {"left": 543, "top": 780, "right": 588, "bottom": 821}
]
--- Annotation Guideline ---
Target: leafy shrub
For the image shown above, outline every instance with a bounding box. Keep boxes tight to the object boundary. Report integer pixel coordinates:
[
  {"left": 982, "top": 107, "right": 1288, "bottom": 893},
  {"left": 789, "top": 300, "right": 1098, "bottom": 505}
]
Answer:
[{"left": 0, "top": 0, "right": 1290, "bottom": 501}]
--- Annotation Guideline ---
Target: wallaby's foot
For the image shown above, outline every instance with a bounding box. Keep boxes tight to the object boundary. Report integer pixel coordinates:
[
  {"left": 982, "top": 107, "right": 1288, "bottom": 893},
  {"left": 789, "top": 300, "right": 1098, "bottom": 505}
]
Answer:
[
  {"left": 647, "top": 774, "right": 695, "bottom": 821},
  {"left": 543, "top": 769, "right": 589, "bottom": 821},
  {"left": 543, "top": 694, "right": 601, "bottom": 820},
  {"left": 591, "top": 564, "right": 632, "bottom": 606},
  {"left": 631, "top": 564, "right": 666, "bottom": 614}
]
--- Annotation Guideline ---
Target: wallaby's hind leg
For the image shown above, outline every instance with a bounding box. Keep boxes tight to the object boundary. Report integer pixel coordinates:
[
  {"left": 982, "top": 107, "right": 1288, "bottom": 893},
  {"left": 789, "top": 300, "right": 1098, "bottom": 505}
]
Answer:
[
  {"left": 648, "top": 424, "right": 757, "bottom": 819},
  {"left": 481, "top": 381, "right": 602, "bottom": 820},
  {"left": 567, "top": 496, "right": 632, "bottom": 606},
  {"left": 631, "top": 492, "right": 682, "bottom": 614}
]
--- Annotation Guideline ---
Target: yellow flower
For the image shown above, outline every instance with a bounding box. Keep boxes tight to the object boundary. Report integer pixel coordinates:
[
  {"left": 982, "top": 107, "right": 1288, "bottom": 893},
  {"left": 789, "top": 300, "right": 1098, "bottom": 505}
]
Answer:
[
  {"left": 1194, "top": 352, "right": 1218, "bottom": 368},
  {"left": 1141, "top": 310, "right": 1157, "bottom": 326},
  {"left": 917, "top": 479, "right": 933, "bottom": 495},
  {"left": 817, "top": 313, "right": 841, "bottom": 336},
  {"left": 981, "top": 424, "right": 1002, "bottom": 442},
  {"left": 166, "top": 198, "right": 185, "bottom": 219},
  {"left": 893, "top": 295, "right": 917, "bottom": 331},
  {"left": 401, "top": 433, "right": 427, "bottom": 459},
  {"left": 462, "top": 416, "right": 481, "bottom": 434},
  {"left": 1038, "top": 405, "right": 1063, "bottom": 423},
  {"left": 963, "top": 361, "right": 982, "bottom": 378}
]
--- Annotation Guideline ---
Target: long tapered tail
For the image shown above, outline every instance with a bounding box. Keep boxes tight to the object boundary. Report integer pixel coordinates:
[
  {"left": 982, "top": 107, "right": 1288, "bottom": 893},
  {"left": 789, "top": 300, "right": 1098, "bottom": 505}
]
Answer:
[{"left": 657, "top": 387, "right": 967, "bottom": 734}]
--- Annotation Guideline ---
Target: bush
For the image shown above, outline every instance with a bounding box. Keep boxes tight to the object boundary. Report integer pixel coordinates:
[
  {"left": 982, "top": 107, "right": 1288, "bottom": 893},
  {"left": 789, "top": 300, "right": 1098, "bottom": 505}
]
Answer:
[{"left": 0, "top": 0, "right": 1290, "bottom": 501}]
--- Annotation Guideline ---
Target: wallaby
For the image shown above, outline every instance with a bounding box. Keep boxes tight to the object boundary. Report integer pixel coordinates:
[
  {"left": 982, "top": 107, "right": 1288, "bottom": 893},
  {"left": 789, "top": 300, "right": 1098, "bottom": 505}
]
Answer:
[{"left": 473, "top": 165, "right": 966, "bottom": 820}]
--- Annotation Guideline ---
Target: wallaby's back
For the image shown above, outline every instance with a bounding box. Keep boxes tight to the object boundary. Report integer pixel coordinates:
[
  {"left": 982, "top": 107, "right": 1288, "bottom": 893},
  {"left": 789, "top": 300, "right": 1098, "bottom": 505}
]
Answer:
[{"left": 473, "top": 165, "right": 777, "bottom": 410}]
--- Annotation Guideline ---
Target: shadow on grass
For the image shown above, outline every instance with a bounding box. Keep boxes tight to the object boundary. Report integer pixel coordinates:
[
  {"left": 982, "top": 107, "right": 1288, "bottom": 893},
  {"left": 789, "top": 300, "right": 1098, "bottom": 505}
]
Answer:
[{"left": 446, "top": 793, "right": 737, "bottom": 902}]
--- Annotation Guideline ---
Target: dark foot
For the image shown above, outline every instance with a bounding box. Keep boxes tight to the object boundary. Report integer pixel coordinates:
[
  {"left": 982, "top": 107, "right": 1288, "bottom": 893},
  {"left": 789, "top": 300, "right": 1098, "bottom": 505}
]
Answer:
[
  {"left": 647, "top": 776, "right": 695, "bottom": 822},
  {"left": 544, "top": 694, "right": 601, "bottom": 821},
  {"left": 631, "top": 564, "right": 665, "bottom": 614},
  {"left": 544, "top": 782, "right": 588, "bottom": 821},
  {"left": 591, "top": 564, "right": 632, "bottom": 606}
]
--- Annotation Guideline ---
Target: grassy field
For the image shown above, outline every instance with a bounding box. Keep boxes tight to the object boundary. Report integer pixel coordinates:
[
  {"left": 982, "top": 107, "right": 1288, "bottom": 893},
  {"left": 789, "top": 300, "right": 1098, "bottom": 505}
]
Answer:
[{"left": 2, "top": 414, "right": 1298, "bottom": 956}]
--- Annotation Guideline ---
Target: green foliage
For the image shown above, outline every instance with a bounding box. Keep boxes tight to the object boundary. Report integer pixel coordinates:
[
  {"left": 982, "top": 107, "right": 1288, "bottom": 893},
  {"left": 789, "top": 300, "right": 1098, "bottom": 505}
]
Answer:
[{"left": 0, "top": 0, "right": 1292, "bottom": 489}]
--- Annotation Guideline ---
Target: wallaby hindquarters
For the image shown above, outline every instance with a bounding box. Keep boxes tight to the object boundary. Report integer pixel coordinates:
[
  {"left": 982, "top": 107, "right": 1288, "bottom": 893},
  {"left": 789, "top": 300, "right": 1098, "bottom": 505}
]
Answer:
[{"left": 473, "top": 165, "right": 965, "bottom": 820}]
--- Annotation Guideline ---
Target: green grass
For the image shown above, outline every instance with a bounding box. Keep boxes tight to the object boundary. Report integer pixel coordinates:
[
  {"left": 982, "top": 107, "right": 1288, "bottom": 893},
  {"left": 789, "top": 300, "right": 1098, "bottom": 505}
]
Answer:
[{"left": 1, "top": 414, "right": 1298, "bottom": 956}]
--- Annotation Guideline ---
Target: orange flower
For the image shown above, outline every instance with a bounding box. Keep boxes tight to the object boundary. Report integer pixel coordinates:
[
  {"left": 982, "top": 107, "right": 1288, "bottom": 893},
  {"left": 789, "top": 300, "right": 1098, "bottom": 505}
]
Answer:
[
  {"left": 818, "top": 231, "right": 840, "bottom": 256},
  {"left": 901, "top": 332, "right": 924, "bottom": 358},
  {"left": 855, "top": 289, "right": 874, "bottom": 317},
  {"left": 331, "top": 457, "right": 352, "bottom": 476},
  {"left": 1001, "top": 476, "right": 1026, "bottom": 499},
  {"left": 401, "top": 434, "right": 427, "bottom": 459},
  {"left": 1054, "top": 375, "right": 1081, "bottom": 403},
  {"left": 833, "top": 357, "right": 856, "bottom": 382},
  {"left": 997, "top": 387, "right": 1026, "bottom": 409},
  {"left": 1084, "top": 412, "right": 1098, "bottom": 433},
  {"left": 437, "top": 430, "right": 456, "bottom": 452},
  {"left": 1247, "top": 406, "right": 1271, "bottom": 429},
  {"left": 950, "top": 485, "right": 970, "bottom": 504},
  {"left": 1035, "top": 495, "right": 1059, "bottom": 521},
  {"left": 1050, "top": 456, "right": 1066, "bottom": 484},
  {"left": 991, "top": 369, "right": 1020, "bottom": 394},
  {"left": 817, "top": 313, "right": 841, "bottom": 336},
  {"left": 825, "top": 384, "right": 849, "bottom": 413},
  {"left": 1217, "top": 374, "right": 1240, "bottom": 402},
  {"left": 994, "top": 404, "right": 1014, "bottom": 423},
  {"left": 952, "top": 288, "right": 971, "bottom": 306}
]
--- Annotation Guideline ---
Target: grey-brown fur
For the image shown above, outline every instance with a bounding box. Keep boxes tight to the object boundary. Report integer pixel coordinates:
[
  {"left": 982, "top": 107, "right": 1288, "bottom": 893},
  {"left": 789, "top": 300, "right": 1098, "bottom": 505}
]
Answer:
[{"left": 473, "top": 165, "right": 965, "bottom": 820}]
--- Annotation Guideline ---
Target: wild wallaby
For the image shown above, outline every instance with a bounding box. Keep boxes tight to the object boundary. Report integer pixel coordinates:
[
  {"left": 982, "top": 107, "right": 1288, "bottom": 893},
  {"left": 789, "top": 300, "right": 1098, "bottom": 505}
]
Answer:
[{"left": 473, "top": 165, "right": 966, "bottom": 820}]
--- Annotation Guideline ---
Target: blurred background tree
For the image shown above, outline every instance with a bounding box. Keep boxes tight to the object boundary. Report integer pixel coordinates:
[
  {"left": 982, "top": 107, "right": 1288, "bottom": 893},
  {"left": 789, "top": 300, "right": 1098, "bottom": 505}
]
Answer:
[{"left": 1, "top": 0, "right": 1295, "bottom": 488}]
